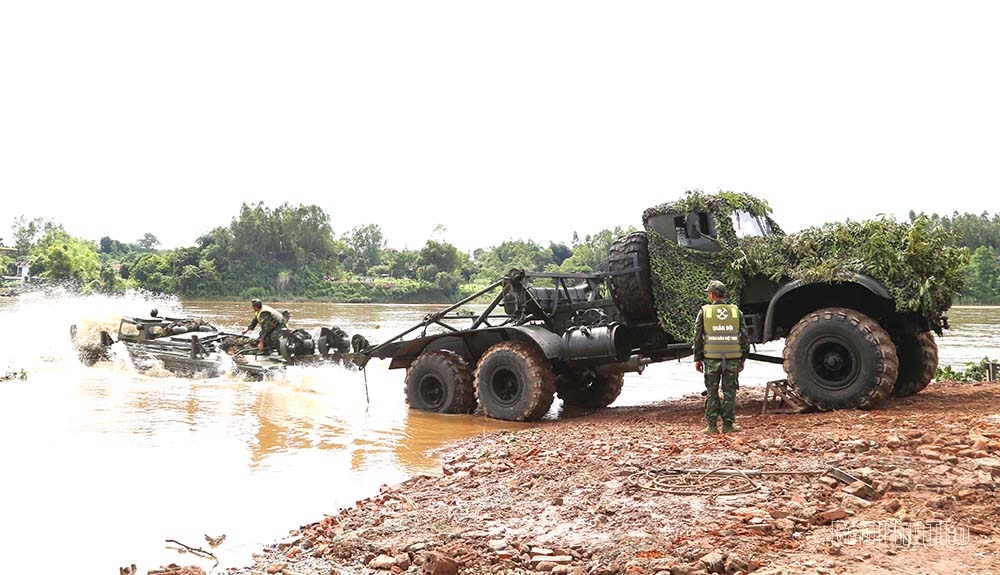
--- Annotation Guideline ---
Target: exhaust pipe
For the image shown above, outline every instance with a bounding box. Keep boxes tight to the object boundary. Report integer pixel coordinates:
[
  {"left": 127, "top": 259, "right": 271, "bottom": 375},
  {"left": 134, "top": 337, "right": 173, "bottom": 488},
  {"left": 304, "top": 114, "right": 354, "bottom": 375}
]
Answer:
[{"left": 617, "top": 354, "right": 650, "bottom": 374}]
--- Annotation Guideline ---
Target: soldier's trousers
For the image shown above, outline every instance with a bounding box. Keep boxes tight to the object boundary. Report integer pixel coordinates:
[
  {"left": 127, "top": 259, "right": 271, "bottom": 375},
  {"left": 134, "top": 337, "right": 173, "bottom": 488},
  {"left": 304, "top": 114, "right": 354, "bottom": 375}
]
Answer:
[{"left": 704, "top": 358, "right": 739, "bottom": 424}]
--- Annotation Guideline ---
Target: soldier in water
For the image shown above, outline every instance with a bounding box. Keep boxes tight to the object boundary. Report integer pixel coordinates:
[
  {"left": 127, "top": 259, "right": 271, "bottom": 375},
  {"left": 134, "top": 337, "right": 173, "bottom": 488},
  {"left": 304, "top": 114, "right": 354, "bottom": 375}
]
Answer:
[{"left": 242, "top": 299, "right": 282, "bottom": 353}]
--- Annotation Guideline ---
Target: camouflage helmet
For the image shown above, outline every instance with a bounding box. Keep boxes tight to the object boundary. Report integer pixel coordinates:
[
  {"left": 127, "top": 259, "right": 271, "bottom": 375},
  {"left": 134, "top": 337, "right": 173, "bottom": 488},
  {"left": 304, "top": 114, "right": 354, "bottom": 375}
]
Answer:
[
  {"left": 251, "top": 298, "right": 263, "bottom": 308},
  {"left": 706, "top": 280, "right": 727, "bottom": 298}
]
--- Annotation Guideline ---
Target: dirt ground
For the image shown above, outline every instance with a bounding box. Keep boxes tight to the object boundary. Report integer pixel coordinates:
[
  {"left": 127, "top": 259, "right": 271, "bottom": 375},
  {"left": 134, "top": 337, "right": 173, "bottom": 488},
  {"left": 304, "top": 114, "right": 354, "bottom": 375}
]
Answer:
[{"left": 193, "top": 379, "right": 1000, "bottom": 575}]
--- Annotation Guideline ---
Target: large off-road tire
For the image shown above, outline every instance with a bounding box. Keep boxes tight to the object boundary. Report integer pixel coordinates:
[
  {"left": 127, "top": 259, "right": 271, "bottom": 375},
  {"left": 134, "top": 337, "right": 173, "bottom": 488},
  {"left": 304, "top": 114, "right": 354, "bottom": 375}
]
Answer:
[
  {"left": 891, "top": 331, "right": 938, "bottom": 397},
  {"left": 556, "top": 368, "right": 626, "bottom": 408},
  {"left": 318, "top": 326, "right": 351, "bottom": 357},
  {"left": 404, "top": 350, "right": 476, "bottom": 414},
  {"left": 474, "top": 341, "right": 556, "bottom": 421},
  {"left": 782, "top": 308, "right": 898, "bottom": 411},
  {"left": 279, "top": 329, "right": 315, "bottom": 361},
  {"left": 608, "top": 231, "right": 657, "bottom": 324}
]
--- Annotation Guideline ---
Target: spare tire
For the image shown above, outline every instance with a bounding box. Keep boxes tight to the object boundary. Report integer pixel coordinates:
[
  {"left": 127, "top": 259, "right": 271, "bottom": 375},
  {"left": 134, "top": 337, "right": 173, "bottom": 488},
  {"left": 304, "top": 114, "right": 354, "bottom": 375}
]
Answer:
[{"left": 608, "top": 231, "right": 656, "bottom": 324}]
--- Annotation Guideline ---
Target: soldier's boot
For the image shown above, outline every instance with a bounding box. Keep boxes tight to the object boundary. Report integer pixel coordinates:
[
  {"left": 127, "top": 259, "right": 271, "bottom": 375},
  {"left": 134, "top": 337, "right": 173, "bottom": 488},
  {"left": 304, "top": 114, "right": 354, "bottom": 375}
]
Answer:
[
  {"left": 722, "top": 421, "right": 742, "bottom": 433},
  {"left": 704, "top": 421, "right": 719, "bottom": 435}
]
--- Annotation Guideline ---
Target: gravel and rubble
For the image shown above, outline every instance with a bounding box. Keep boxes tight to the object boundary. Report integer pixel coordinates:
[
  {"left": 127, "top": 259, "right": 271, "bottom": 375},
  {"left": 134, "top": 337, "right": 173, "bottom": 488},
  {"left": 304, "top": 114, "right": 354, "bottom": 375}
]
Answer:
[{"left": 218, "top": 380, "right": 1000, "bottom": 575}]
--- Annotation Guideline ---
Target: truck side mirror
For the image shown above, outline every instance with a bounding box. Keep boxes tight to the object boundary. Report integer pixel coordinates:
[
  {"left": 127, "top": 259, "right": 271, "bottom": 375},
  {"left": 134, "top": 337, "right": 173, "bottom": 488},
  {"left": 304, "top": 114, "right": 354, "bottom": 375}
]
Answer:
[{"left": 686, "top": 213, "right": 702, "bottom": 240}]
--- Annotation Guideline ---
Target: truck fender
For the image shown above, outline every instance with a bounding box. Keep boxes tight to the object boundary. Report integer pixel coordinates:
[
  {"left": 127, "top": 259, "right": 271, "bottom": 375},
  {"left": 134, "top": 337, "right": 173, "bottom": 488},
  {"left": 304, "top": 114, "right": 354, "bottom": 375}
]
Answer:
[
  {"left": 382, "top": 325, "right": 564, "bottom": 370},
  {"left": 483, "top": 324, "right": 631, "bottom": 364},
  {"left": 762, "top": 274, "right": 891, "bottom": 341},
  {"left": 507, "top": 325, "right": 566, "bottom": 358},
  {"left": 380, "top": 324, "right": 626, "bottom": 370}
]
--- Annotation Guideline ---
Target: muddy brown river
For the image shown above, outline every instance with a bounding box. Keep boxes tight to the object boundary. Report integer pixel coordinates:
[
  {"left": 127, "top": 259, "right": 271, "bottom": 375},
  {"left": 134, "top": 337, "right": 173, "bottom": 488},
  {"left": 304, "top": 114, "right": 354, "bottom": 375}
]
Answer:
[{"left": 0, "top": 292, "right": 996, "bottom": 573}]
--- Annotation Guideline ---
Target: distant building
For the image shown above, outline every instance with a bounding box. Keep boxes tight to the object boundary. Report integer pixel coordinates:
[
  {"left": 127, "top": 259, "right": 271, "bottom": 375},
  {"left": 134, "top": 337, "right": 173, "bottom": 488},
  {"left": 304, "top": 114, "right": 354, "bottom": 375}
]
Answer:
[
  {"left": 1, "top": 247, "right": 30, "bottom": 281},
  {"left": 15, "top": 260, "right": 30, "bottom": 281}
]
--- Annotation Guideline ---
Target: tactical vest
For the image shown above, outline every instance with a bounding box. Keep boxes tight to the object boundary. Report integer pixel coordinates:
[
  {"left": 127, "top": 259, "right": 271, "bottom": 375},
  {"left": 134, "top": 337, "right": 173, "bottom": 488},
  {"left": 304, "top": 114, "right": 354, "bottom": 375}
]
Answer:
[
  {"left": 257, "top": 304, "right": 281, "bottom": 329},
  {"left": 702, "top": 303, "right": 741, "bottom": 359}
]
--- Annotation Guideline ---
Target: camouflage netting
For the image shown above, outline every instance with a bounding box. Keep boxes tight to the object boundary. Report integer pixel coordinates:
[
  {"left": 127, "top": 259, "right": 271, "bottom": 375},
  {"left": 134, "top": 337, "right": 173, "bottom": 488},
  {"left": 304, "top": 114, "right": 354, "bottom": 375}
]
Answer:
[
  {"left": 645, "top": 234, "right": 730, "bottom": 341},
  {"left": 643, "top": 190, "right": 969, "bottom": 341}
]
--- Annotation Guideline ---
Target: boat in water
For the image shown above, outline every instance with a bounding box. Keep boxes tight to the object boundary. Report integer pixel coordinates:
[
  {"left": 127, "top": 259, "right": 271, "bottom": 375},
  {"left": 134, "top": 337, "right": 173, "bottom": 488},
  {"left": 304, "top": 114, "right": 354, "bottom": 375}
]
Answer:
[{"left": 71, "top": 313, "right": 366, "bottom": 379}]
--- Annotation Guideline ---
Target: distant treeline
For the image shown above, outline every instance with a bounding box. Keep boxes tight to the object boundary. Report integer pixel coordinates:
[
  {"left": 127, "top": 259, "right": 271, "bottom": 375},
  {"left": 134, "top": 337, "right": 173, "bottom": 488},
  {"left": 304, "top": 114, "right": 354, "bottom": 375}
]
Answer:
[
  {"left": 914, "top": 210, "right": 1000, "bottom": 304},
  {"left": 0, "top": 203, "right": 630, "bottom": 303},
  {"left": 2, "top": 203, "right": 999, "bottom": 304}
]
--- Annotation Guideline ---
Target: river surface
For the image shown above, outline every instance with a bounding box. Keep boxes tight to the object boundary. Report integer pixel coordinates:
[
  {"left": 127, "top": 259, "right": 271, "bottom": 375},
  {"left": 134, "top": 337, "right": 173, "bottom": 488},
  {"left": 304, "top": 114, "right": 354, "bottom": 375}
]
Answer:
[{"left": 0, "top": 291, "right": 996, "bottom": 573}]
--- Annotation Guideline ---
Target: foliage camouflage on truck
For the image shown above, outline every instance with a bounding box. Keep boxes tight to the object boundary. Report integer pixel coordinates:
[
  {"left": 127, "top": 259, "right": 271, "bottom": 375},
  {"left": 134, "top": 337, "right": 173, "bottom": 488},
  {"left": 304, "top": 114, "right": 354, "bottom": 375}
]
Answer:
[{"left": 642, "top": 190, "right": 969, "bottom": 342}]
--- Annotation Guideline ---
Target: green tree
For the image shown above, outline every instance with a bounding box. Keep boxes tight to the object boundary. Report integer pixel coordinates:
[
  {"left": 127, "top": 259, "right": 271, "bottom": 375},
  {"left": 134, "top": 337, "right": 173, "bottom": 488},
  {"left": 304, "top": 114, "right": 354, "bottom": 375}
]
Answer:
[
  {"left": 963, "top": 246, "right": 1000, "bottom": 303},
  {"left": 914, "top": 210, "right": 1000, "bottom": 251},
  {"left": 177, "top": 264, "right": 204, "bottom": 294},
  {"left": 473, "top": 239, "right": 555, "bottom": 281},
  {"left": 136, "top": 233, "right": 161, "bottom": 252},
  {"left": 385, "top": 249, "right": 420, "bottom": 279},
  {"left": 230, "top": 202, "right": 274, "bottom": 262},
  {"left": 196, "top": 227, "right": 235, "bottom": 278},
  {"left": 31, "top": 229, "right": 100, "bottom": 285},
  {"left": 435, "top": 270, "right": 461, "bottom": 297},
  {"left": 12, "top": 216, "right": 50, "bottom": 253},
  {"left": 418, "top": 240, "right": 460, "bottom": 274},
  {"left": 98, "top": 262, "right": 133, "bottom": 292},
  {"left": 130, "top": 252, "right": 174, "bottom": 293},
  {"left": 343, "top": 224, "right": 385, "bottom": 275},
  {"left": 190, "top": 201, "right": 343, "bottom": 297},
  {"left": 196, "top": 258, "right": 222, "bottom": 295},
  {"left": 549, "top": 242, "right": 573, "bottom": 265},
  {"left": 559, "top": 227, "right": 631, "bottom": 272}
]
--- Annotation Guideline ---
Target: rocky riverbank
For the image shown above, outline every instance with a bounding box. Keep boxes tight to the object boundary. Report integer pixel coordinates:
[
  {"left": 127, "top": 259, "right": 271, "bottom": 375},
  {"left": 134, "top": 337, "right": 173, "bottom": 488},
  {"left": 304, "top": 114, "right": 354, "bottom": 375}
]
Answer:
[{"left": 165, "top": 379, "right": 1000, "bottom": 575}]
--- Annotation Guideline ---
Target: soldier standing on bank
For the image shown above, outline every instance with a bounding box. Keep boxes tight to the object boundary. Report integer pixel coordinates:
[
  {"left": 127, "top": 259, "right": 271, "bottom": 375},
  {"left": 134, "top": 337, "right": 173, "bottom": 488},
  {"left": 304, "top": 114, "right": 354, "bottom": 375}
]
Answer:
[{"left": 692, "top": 280, "right": 750, "bottom": 434}]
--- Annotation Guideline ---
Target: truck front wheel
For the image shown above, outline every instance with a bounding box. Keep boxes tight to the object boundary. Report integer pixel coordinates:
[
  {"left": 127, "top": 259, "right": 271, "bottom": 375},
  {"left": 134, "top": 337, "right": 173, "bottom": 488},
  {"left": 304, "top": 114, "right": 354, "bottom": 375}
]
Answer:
[
  {"left": 474, "top": 341, "right": 556, "bottom": 421},
  {"left": 405, "top": 350, "right": 476, "bottom": 414},
  {"left": 783, "top": 308, "right": 898, "bottom": 410},
  {"left": 891, "top": 331, "right": 938, "bottom": 397},
  {"left": 556, "top": 367, "right": 625, "bottom": 408}
]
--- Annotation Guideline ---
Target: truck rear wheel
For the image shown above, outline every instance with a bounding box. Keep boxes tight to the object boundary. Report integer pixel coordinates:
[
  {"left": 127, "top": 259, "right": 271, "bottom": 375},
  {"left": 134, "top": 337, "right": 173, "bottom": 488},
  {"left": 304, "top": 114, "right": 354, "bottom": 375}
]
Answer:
[
  {"left": 405, "top": 350, "right": 476, "bottom": 414},
  {"left": 892, "top": 331, "right": 938, "bottom": 397},
  {"left": 783, "top": 307, "right": 898, "bottom": 410},
  {"left": 474, "top": 341, "right": 556, "bottom": 421},
  {"left": 609, "top": 231, "right": 657, "bottom": 324},
  {"left": 556, "top": 368, "right": 625, "bottom": 408}
]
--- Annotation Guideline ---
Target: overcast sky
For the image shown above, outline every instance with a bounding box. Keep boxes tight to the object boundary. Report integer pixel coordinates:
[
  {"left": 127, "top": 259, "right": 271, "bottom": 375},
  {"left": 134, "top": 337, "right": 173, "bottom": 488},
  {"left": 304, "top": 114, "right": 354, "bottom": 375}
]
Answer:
[{"left": 2, "top": 2, "right": 998, "bottom": 253}]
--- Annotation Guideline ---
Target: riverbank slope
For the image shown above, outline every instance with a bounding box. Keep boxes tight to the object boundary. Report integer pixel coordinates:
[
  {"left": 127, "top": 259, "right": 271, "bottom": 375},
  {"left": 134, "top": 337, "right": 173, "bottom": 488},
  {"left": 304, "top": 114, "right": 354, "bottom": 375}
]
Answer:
[{"left": 225, "top": 380, "right": 1000, "bottom": 575}]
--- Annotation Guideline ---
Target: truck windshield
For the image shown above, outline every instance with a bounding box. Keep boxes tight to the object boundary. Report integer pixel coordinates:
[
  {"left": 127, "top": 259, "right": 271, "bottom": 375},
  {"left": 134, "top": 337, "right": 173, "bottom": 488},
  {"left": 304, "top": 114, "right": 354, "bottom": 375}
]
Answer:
[{"left": 731, "top": 211, "right": 770, "bottom": 238}]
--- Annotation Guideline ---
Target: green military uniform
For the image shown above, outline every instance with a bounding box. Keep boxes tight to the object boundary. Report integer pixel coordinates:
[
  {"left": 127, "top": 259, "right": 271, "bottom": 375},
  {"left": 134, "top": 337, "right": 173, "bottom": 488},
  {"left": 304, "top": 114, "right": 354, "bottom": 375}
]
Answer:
[
  {"left": 692, "top": 282, "right": 750, "bottom": 431},
  {"left": 248, "top": 303, "right": 283, "bottom": 352}
]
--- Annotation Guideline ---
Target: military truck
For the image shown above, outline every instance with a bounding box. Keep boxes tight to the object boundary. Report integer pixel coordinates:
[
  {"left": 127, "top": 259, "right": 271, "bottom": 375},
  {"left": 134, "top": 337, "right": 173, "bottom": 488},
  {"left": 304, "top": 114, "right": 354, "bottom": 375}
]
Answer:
[{"left": 362, "top": 191, "right": 967, "bottom": 421}]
